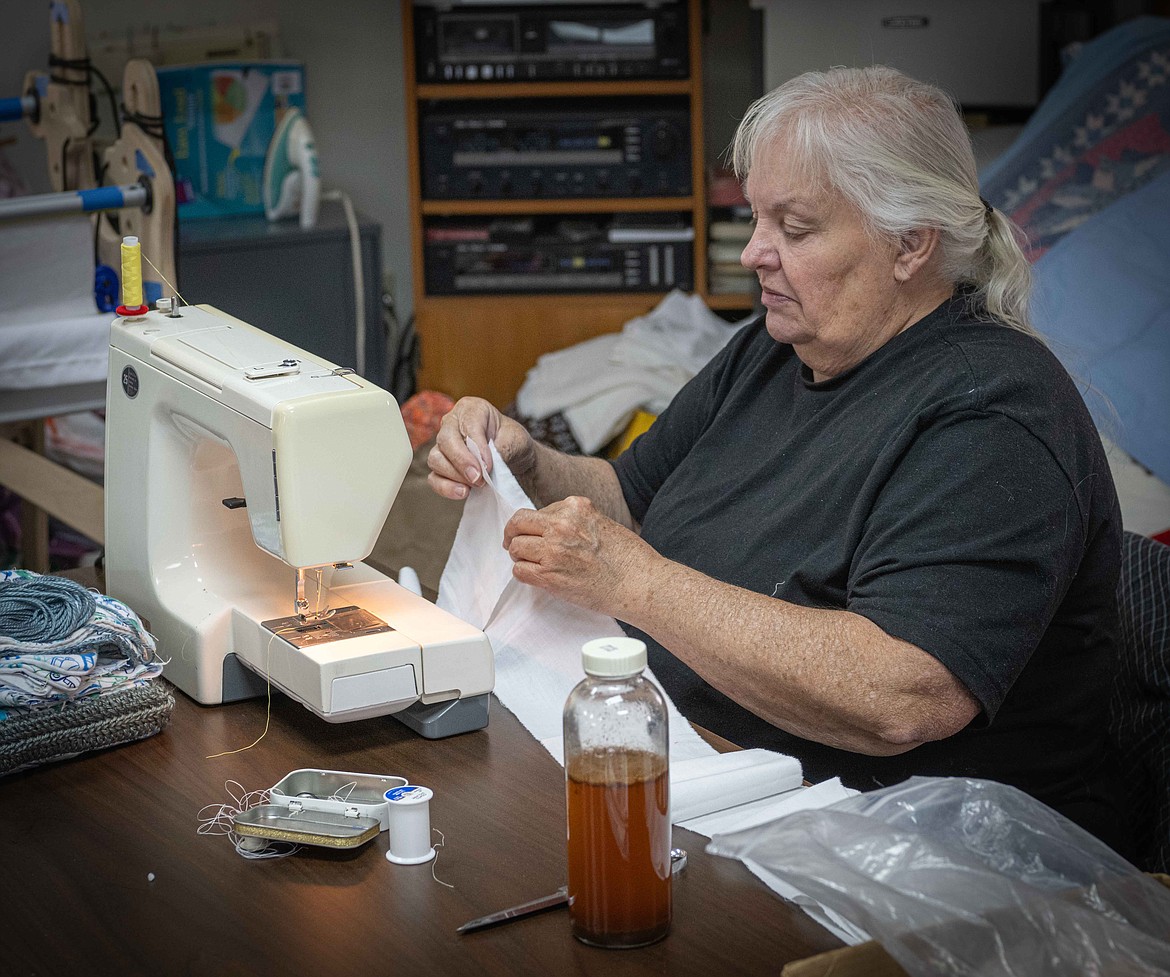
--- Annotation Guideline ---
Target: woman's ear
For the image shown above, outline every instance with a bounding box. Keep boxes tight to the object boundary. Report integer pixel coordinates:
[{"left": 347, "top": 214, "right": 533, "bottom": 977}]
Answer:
[{"left": 894, "top": 227, "right": 941, "bottom": 282}]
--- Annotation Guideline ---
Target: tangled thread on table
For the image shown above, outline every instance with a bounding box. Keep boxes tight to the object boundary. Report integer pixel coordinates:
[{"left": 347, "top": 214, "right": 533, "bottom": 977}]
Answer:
[{"left": 197, "top": 779, "right": 301, "bottom": 860}]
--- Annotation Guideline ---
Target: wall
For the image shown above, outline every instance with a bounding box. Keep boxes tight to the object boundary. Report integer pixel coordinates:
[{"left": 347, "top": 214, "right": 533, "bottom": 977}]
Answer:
[
  {"left": 704, "top": 0, "right": 764, "bottom": 168},
  {"left": 3, "top": 0, "right": 412, "bottom": 317},
  {"left": 753, "top": 0, "right": 1042, "bottom": 106}
]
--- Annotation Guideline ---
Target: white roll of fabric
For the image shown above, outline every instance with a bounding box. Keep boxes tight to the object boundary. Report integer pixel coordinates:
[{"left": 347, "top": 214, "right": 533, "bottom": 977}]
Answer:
[{"left": 0, "top": 214, "right": 111, "bottom": 391}]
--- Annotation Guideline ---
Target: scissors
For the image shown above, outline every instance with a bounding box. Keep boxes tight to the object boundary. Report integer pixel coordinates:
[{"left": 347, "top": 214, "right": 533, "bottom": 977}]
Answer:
[{"left": 457, "top": 848, "right": 687, "bottom": 934}]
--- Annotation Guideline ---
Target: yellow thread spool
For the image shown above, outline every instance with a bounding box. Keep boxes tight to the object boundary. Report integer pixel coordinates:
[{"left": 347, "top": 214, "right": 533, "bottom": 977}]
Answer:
[{"left": 120, "top": 235, "right": 144, "bottom": 310}]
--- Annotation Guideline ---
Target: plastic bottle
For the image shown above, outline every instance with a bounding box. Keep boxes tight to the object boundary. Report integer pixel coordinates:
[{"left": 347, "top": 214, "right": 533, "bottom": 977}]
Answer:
[{"left": 563, "top": 636, "right": 671, "bottom": 948}]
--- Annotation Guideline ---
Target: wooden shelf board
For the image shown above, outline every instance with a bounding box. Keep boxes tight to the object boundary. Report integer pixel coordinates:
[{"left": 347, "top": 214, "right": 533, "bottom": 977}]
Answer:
[{"left": 704, "top": 293, "right": 759, "bottom": 311}]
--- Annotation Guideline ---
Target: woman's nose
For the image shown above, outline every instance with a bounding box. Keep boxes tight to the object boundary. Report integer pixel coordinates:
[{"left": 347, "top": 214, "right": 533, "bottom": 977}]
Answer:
[{"left": 740, "top": 229, "right": 775, "bottom": 271}]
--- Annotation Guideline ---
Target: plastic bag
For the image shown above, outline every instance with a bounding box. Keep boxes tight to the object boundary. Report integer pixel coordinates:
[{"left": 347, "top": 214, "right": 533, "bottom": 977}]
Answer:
[{"left": 707, "top": 777, "right": 1170, "bottom": 976}]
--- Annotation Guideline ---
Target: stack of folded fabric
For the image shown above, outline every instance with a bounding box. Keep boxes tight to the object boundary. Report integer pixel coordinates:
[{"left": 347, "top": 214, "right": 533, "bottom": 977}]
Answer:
[{"left": 0, "top": 569, "right": 173, "bottom": 775}]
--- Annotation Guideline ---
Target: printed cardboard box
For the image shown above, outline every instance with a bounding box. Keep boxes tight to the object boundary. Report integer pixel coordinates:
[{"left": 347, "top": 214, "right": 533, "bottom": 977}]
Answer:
[{"left": 158, "top": 61, "right": 306, "bottom": 219}]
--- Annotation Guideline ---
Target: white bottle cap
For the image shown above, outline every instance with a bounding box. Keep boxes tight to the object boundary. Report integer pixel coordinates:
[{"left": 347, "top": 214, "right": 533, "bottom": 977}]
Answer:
[{"left": 581, "top": 637, "right": 647, "bottom": 678}]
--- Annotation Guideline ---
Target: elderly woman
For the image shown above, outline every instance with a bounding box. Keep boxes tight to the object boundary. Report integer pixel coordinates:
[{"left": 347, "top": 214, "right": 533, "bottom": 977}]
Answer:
[{"left": 428, "top": 67, "right": 1129, "bottom": 853}]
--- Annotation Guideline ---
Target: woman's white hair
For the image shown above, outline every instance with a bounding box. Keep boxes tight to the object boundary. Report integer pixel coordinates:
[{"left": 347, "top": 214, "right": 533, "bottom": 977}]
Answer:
[{"left": 731, "top": 65, "right": 1036, "bottom": 336}]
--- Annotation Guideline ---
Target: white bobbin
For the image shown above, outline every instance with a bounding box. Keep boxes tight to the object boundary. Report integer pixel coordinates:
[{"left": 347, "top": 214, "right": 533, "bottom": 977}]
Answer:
[{"left": 384, "top": 785, "right": 436, "bottom": 865}]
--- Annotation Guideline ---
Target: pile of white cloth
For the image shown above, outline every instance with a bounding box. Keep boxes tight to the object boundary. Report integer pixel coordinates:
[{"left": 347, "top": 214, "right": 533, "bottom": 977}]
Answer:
[{"left": 515, "top": 290, "right": 750, "bottom": 453}]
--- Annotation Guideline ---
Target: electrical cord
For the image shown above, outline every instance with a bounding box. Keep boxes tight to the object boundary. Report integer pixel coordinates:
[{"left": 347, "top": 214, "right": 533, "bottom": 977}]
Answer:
[
  {"left": 47, "top": 55, "right": 121, "bottom": 138},
  {"left": 322, "top": 189, "right": 365, "bottom": 377}
]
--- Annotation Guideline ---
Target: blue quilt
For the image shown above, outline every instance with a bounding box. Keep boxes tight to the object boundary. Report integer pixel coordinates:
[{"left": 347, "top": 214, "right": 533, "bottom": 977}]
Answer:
[
  {"left": 982, "top": 17, "right": 1170, "bottom": 260},
  {"left": 982, "top": 17, "right": 1170, "bottom": 483},
  {"left": 1028, "top": 171, "right": 1170, "bottom": 484}
]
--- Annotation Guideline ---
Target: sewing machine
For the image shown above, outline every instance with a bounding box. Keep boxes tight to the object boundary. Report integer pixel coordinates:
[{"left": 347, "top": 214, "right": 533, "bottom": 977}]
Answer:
[{"left": 103, "top": 304, "right": 494, "bottom": 737}]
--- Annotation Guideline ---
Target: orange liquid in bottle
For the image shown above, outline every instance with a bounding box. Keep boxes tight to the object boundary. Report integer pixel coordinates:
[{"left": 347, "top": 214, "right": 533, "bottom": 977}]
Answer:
[{"left": 566, "top": 747, "right": 671, "bottom": 948}]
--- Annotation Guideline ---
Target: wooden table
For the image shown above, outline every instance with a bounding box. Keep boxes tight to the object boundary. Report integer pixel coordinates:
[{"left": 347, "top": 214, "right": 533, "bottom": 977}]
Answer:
[{"left": 2, "top": 684, "right": 842, "bottom": 975}]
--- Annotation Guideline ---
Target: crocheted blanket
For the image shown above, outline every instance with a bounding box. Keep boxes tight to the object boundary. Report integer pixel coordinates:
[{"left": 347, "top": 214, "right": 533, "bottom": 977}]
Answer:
[{"left": 0, "top": 681, "right": 175, "bottom": 776}]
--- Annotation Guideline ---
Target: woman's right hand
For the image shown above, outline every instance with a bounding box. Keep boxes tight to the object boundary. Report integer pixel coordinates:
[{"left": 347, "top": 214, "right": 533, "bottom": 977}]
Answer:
[{"left": 426, "top": 397, "right": 536, "bottom": 500}]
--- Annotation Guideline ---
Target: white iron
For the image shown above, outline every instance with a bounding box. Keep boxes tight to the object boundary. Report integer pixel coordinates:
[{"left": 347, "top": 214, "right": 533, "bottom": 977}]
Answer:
[{"left": 262, "top": 106, "right": 320, "bottom": 229}]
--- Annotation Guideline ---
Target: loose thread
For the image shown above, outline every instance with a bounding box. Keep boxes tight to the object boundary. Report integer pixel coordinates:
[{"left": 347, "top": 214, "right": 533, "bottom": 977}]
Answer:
[
  {"left": 140, "top": 250, "right": 188, "bottom": 307},
  {"left": 204, "top": 626, "right": 293, "bottom": 759},
  {"left": 196, "top": 779, "right": 300, "bottom": 860},
  {"left": 431, "top": 828, "right": 454, "bottom": 889}
]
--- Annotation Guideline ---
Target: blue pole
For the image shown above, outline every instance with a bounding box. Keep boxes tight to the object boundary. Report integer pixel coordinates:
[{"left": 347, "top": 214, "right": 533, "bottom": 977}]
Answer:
[
  {"left": 0, "top": 183, "right": 148, "bottom": 221},
  {"left": 0, "top": 95, "right": 36, "bottom": 122}
]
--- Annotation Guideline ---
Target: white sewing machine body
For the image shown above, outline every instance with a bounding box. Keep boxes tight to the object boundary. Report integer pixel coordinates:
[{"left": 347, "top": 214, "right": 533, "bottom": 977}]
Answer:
[{"left": 104, "top": 304, "right": 494, "bottom": 736}]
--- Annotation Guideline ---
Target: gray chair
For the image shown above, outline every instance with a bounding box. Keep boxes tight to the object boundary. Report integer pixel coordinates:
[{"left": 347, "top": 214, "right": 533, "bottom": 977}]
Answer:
[{"left": 1109, "top": 530, "right": 1170, "bottom": 873}]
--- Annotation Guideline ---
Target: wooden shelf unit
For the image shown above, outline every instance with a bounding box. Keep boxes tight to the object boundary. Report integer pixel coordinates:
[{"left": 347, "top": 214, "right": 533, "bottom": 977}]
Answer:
[{"left": 402, "top": 0, "right": 752, "bottom": 407}]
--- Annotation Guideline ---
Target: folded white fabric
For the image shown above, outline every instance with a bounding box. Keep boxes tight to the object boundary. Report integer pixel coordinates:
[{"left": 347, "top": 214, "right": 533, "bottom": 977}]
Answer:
[
  {"left": 436, "top": 441, "right": 804, "bottom": 816},
  {"left": 514, "top": 290, "right": 744, "bottom": 453}
]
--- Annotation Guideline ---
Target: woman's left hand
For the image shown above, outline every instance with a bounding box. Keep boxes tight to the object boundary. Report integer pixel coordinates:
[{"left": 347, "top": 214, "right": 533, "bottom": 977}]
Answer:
[{"left": 502, "top": 496, "right": 657, "bottom": 618}]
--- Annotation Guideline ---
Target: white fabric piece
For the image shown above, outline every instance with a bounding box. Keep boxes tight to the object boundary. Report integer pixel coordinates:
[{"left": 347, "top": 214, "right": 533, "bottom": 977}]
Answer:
[
  {"left": 671, "top": 749, "right": 812, "bottom": 823},
  {"left": 0, "top": 215, "right": 110, "bottom": 390},
  {"left": 514, "top": 290, "right": 743, "bottom": 453},
  {"left": 437, "top": 440, "right": 716, "bottom": 766},
  {"left": 436, "top": 440, "right": 804, "bottom": 798}
]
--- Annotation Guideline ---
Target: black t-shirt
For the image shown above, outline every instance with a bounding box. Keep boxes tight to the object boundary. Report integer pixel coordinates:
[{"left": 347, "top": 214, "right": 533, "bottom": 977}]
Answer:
[{"left": 613, "top": 294, "right": 1129, "bottom": 852}]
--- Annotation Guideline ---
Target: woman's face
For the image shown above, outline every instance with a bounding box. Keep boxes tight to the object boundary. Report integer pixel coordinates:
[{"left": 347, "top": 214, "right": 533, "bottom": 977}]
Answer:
[{"left": 741, "top": 138, "right": 906, "bottom": 379}]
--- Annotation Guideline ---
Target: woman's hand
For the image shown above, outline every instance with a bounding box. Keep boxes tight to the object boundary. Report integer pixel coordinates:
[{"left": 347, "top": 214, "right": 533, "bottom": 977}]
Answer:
[
  {"left": 427, "top": 397, "right": 536, "bottom": 500},
  {"left": 502, "top": 496, "right": 659, "bottom": 618}
]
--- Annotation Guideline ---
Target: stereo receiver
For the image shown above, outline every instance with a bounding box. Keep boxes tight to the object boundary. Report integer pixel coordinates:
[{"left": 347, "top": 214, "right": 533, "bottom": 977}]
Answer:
[
  {"left": 421, "top": 99, "right": 692, "bottom": 199},
  {"left": 424, "top": 214, "right": 694, "bottom": 294},
  {"left": 413, "top": 2, "right": 688, "bottom": 84}
]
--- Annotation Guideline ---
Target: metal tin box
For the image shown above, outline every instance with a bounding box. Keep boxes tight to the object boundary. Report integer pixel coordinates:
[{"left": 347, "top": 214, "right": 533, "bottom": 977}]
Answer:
[
  {"left": 269, "top": 768, "right": 407, "bottom": 832},
  {"left": 234, "top": 805, "right": 382, "bottom": 849}
]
